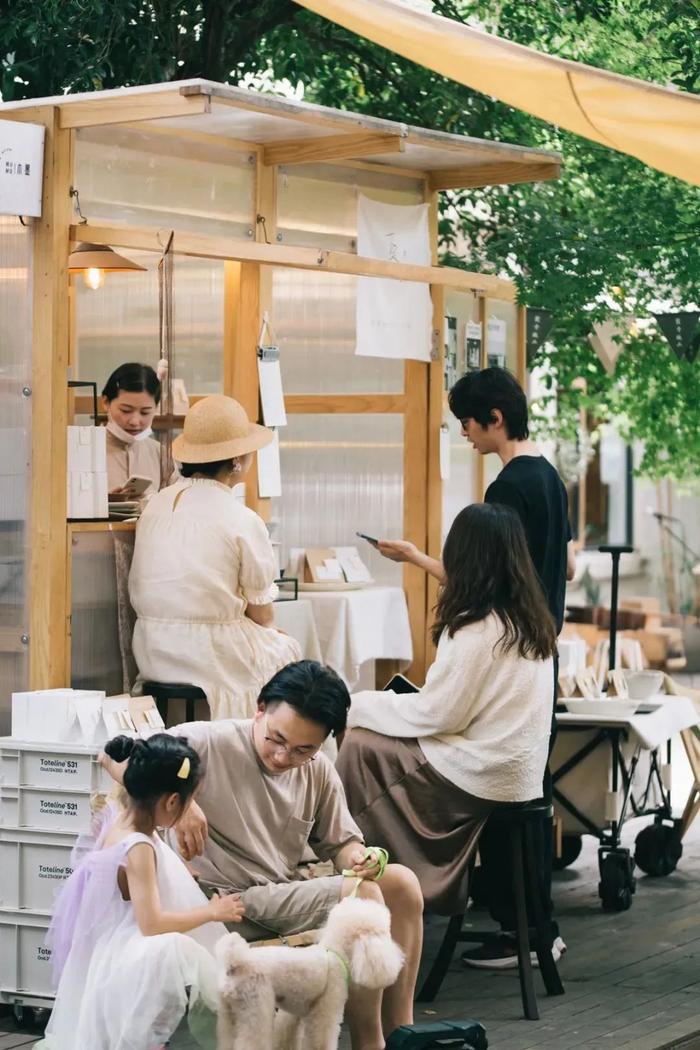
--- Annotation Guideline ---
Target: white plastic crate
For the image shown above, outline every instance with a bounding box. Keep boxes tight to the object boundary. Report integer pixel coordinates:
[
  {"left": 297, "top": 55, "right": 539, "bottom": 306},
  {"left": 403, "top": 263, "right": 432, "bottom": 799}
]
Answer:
[
  {"left": 0, "top": 739, "right": 110, "bottom": 833},
  {"left": 0, "top": 827, "right": 77, "bottom": 911},
  {"left": 0, "top": 908, "right": 55, "bottom": 997},
  {"left": 0, "top": 785, "right": 95, "bottom": 833},
  {"left": 0, "top": 739, "right": 110, "bottom": 792}
]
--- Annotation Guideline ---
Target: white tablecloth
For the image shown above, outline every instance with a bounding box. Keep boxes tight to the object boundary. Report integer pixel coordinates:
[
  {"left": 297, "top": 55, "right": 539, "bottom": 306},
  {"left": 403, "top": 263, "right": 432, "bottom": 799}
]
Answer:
[
  {"left": 273, "top": 599, "right": 322, "bottom": 662},
  {"left": 557, "top": 694, "right": 697, "bottom": 751},
  {"left": 298, "top": 586, "right": 413, "bottom": 689}
]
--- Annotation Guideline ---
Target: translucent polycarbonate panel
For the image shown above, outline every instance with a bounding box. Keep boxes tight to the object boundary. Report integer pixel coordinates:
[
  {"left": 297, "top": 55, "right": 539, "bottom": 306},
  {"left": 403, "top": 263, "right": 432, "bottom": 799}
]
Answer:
[
  {"left": 442, "top": 415, "right": 479, "bottom": 542},
  {"left": 277, "top": 163, "right": 424, "bottom": 251},
  {"left": 272, "top": 268, "right": 404, "bottom": 394},
  {"left": 0, "top": 216, "right": 32, "bottom": 732},
  {"left": 74, "top": 250, "right": 224, "bottom": 397},
  {"left": 273, "top": 414, "right": 403, "bottom": 586},
  {"left": 70, "top": 532, "right": 128, "bottom": 696},
  {"left": 74, "top": 126, "right": 255, "bottom": 238},
  {"left": 486, "top": 299, "right": 519, "bottom": 374}
]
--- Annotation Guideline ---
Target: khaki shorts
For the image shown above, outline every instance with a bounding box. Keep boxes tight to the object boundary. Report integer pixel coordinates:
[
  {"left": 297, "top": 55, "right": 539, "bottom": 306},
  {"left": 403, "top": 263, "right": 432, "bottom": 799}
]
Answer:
[{"left": 201, "top": 874, "right": 344, "bottom": 941}]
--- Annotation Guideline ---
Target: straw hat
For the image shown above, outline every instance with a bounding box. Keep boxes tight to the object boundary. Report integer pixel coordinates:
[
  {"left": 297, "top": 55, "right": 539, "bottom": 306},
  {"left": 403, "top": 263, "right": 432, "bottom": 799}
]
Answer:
[{"left": 172, "top": 395, "right": 273, "bottom": 464}]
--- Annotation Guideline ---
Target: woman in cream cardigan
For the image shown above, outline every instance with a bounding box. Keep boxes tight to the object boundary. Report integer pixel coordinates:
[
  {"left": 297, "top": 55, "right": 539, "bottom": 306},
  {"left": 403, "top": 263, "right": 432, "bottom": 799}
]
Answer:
[
  {"left": 129, "top": 395, "right": 301, "bottom": 720},
  {"left": 336, "top": 502, "right": 556, "bottom": 915}
]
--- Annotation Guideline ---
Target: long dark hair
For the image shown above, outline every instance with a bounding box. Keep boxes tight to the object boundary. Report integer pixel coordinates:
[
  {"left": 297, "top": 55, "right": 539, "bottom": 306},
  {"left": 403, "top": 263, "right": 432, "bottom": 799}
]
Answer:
[
  {"left": 432, "top": 502, "right": 557, "bottom": 660},
  {"left": 104, "top": 733, "right": 201, "bottom": 815}
]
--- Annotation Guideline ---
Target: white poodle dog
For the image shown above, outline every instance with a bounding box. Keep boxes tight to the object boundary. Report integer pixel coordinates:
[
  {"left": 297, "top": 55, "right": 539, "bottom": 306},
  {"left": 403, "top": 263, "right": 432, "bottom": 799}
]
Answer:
[{"left": 216, "top": 896, "right": 405, "bottom": 1050}]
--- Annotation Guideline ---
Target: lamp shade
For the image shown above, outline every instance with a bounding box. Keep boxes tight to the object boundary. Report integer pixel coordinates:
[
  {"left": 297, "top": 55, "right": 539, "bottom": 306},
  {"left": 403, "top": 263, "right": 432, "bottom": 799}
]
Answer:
[{"left": 68, "top": 242, "right": 147, "bottom": 274}]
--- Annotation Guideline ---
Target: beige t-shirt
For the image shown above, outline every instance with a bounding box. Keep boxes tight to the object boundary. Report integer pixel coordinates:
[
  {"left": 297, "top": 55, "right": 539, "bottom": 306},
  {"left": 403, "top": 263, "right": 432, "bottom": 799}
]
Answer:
[{"left": 166, "top": 719, "right": 363, "bottom": 891}]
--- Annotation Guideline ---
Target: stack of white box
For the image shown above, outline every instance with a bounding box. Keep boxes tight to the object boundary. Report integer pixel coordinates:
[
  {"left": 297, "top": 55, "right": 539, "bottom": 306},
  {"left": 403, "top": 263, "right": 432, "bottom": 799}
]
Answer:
[
  {"left": 0, "top": 737, "right": 112, "bottom": 1008},
  {"left": 0, "top": 690, "right": 165, "bottom": 1009},
  {"left": 67, "top": 426, "right": 108, "bottom": 520}
]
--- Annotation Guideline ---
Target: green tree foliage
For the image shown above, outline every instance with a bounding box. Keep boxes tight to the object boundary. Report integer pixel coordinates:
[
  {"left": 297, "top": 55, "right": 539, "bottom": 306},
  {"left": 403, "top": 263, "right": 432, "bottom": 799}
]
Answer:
[{"left": 2, "top": 0, "right": 699, "bottom": 475}]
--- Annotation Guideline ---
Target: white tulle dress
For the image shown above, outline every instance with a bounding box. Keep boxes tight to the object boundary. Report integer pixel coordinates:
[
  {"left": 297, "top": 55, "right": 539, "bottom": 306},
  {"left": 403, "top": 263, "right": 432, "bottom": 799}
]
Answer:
[{"left": 42, "top": 807, "right": 224, "bottom": 1050}]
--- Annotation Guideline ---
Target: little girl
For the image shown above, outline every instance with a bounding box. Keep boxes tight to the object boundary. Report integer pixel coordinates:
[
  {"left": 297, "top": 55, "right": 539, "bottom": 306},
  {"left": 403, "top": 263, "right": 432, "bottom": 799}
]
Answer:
[{"left": 42, "top": 733, "right": 244, "bottom": 1050}]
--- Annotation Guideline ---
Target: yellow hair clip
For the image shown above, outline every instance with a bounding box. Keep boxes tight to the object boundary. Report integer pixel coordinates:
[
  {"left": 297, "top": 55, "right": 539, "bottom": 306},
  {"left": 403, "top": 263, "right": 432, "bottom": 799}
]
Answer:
[{"left": 177, "top": 756, "right": 190, "bottom": 780}]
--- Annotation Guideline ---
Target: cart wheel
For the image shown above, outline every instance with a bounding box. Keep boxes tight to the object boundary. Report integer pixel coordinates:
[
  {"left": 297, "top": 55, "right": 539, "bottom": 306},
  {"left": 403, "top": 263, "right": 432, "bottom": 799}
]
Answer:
[
  {"left": 12, "top": 1004, "right": 28, "bottom": 1026},
  {"left": 634, "top": 820, "right": 683, "bottom": 876},
  {"left": 599, "top": 851, "right": 635, "bottom": 912},
  {"left": 553, "top": 833, "right": 583, "bottom": 870}
]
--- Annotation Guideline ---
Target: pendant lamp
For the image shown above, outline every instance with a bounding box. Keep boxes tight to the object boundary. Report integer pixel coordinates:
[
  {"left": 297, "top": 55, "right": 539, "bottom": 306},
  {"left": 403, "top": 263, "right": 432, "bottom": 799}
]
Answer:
[{"left": 68, "top": 242, "right": 147, "bottom": 290}]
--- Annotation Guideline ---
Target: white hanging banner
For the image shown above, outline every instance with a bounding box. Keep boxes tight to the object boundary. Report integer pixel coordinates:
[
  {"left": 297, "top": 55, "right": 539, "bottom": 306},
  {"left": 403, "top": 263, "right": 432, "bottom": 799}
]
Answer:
[
  {"left": 589, "top": 319, "right": 628, "bottom": 375},
  {"left": 486, "top": 317, "right": 507, "bottom": 369},
  {"left": 0, "top": 120, "right": 45, "bottom": 217},
  {"left": 356, "top": 195, "right": 432, "bottom": 362},
  {"left": 257, "top": 314, "right": 287, "bottom": 427},
  {"left": 257, "top": 429, "right": 282, "bottom": 498}
]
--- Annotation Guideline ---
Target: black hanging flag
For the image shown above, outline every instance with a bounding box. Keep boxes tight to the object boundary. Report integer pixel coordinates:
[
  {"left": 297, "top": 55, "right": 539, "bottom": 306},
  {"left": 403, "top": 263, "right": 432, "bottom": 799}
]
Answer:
[
  {"left": 526, "top": 308, "right": 553, "bottom": 366},
  {"left": 653, "top": 311, "right": 700, "bottom": 362}
]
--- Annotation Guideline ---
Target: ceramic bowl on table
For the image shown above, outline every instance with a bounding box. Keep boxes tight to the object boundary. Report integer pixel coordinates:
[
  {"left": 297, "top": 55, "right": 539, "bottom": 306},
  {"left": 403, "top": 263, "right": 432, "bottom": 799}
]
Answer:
[{"left": 622, "top": 670, "right": 664, "bottom": 700}]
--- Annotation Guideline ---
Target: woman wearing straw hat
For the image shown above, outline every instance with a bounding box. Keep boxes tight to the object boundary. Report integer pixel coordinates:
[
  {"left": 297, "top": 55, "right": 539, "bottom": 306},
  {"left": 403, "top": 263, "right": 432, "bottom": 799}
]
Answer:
[{"left": 128, "top": 395, "right": 301, "bottom": 720}]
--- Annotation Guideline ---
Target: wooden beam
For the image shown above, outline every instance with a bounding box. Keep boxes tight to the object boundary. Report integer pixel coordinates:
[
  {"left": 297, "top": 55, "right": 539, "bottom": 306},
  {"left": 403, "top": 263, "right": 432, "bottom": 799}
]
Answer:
[
  {"left": 71, "top": 223, "right": 517, "bottom": 301},
  {"left": 226, "top": 261, "right": 265, "bottom": 515},
  {"left": 27, "top": 108, "right": 72, "bottom": 687},
  {"left": 429, "top": 161, "right": 560, "bottom": 192},
  {"left": 59, "top": 90, "right": 211, "bottom": 130},
  {"left": 263, "top": 132, "right": 405, "bottom": 167},
  {"left": 285, "top": 394, "right": 406, "bottom": 414},
  {"left": 403, "top": 353, "right": 429, "bottom": 684}
]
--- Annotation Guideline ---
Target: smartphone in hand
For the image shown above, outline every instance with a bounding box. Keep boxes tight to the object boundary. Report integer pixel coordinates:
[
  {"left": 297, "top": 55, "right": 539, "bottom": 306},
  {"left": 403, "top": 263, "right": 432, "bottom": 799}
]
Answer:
[
  {"left": 356, "top": 532, "right": 379, "bottom": 548},
  {"left": 384, "top": 674, "right": 419, "bottom": 694}
]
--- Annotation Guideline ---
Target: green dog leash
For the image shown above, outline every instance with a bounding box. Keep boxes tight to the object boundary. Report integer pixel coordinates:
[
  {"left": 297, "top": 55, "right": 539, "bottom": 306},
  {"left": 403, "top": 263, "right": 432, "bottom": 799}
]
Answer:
[{"left": 342, "top": 846, "right": 389, "bottom": 897}]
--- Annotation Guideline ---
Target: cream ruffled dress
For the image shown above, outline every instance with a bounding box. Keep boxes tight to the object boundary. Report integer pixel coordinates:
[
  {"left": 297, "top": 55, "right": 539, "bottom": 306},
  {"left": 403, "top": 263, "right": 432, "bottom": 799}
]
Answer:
[{"left": 129, "top": 478, "right": 301, "bottom": 719}]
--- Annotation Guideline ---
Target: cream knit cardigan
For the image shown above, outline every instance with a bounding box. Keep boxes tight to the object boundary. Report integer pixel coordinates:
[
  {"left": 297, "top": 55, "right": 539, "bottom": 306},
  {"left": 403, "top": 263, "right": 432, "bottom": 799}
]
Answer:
[{"left": 348, "top": 613, "right": 553, "bottom": 802}]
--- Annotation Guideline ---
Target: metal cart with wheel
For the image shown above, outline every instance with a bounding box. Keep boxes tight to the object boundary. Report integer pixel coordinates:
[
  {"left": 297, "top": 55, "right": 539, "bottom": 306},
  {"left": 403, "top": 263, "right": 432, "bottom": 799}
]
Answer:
[{"left": 553, "top": 544, "right": 697, "bottom": 911}]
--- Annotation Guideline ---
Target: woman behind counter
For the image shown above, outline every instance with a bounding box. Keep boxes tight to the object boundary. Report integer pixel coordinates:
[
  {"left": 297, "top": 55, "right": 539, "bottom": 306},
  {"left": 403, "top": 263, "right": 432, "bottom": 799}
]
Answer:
[
  {"left": 103, "top": 362, "right": 164, "bottom": 497},
  {"left": 128, "top": 395, "right": 302, "bottom": 720}
]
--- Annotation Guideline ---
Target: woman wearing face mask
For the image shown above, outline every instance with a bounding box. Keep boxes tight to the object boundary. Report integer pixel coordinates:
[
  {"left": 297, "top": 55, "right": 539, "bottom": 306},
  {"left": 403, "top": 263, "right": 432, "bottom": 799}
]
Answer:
[{"left": 102, "top": 363, "right": 163, "bottom": 498}]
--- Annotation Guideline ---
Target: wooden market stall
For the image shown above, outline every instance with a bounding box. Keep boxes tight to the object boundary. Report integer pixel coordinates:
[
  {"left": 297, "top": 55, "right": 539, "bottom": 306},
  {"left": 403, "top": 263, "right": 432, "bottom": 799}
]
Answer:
[{"left": 0, "top": 79, "right": 560, "bottom": 715}]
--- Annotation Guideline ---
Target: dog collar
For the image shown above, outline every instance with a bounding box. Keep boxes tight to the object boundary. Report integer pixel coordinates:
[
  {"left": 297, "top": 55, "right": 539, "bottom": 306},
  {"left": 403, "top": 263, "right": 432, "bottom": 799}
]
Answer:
[{"left": 325, "top": 947, "right": 351, "bottom": 986}]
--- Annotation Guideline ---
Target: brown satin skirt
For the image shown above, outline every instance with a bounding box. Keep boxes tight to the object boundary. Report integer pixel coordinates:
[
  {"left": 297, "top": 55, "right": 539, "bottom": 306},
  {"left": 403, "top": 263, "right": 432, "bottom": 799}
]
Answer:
[{"left": 336, "top": 728, "right": 500, "bottom": 915}]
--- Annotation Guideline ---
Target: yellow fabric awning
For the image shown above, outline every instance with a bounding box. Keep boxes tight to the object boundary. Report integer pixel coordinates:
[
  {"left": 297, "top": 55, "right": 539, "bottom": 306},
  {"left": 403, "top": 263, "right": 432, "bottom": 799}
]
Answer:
[{"left": 293, "top": 0, "right": 700, "bottom": 186}]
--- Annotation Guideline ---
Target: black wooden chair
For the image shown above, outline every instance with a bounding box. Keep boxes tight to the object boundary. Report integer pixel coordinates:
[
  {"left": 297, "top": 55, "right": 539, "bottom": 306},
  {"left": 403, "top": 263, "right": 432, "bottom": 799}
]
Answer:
[
  {"left": 141, "top": 681, "right": 207, "bottom": 726},
  {"left": 418, "top": 801, "right": 565, "bottom": 1020}
]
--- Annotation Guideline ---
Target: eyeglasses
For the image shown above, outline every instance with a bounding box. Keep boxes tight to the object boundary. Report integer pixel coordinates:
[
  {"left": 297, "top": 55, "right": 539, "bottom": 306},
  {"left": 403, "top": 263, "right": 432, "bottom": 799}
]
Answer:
[{"left": 262, "top": 717, "right": 320, "bottom": 764}]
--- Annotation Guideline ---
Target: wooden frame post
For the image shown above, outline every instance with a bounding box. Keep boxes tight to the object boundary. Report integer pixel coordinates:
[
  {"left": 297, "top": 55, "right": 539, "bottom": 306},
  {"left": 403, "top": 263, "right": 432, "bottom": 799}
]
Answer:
[
  {"left": 15, "top": 107, "right": 72, "bottom": 687},
  {"left": 224, "top": 260, "right": 264, "bottom": 515}
]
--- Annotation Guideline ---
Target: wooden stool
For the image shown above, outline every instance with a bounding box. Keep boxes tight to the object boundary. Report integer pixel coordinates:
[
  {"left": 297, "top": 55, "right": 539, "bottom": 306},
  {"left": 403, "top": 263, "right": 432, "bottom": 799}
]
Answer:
[
  {"left": 418, "top": 802, "right": 564, "bottom": 1020},
  {"left": 142, "top": 681, "right": 207, "bottom": 726}
]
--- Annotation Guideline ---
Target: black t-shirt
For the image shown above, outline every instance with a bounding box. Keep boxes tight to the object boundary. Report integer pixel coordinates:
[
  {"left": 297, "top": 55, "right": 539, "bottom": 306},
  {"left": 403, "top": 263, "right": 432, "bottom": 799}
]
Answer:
[{"left": 485, "top": 455, "right": 571, "bottom": 632}]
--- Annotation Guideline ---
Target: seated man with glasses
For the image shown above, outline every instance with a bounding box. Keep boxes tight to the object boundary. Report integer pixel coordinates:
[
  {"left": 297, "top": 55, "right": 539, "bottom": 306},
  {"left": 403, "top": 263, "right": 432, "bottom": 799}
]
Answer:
[{"left": 165, "top": 659, "right": 423, "bottom": 1050}]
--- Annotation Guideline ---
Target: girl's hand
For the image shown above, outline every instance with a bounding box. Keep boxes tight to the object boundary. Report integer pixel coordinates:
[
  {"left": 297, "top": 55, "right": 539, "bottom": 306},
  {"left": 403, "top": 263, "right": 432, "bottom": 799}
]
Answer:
[
  {"left": 208, "top": 892, "right": 245, "bottom": 923},
  {"left": 376, "top": 540, "right": 418, "bottom": 564}
]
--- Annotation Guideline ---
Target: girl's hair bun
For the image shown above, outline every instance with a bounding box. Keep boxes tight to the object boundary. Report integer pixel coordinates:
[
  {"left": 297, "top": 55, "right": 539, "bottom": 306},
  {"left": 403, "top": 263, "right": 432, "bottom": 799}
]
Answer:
[{"left": 104, "top": 735, "right": 136, "bottom": 763}]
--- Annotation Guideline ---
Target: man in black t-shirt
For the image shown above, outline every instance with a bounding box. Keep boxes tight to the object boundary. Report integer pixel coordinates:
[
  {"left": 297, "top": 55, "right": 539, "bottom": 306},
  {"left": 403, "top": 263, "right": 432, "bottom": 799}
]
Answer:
[{"left": 377, "top": 368, "right": 574, "bottom": 968}]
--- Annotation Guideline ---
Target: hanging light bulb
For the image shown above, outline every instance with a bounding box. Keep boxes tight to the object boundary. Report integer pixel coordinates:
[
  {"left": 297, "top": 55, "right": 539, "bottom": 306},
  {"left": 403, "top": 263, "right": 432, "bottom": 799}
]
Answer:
[
  {"left": 68, "top": 242, "right": 146, "bottom": 291},
  {"left": 83, "top": 267, "right": 105, "bottom": 291}
]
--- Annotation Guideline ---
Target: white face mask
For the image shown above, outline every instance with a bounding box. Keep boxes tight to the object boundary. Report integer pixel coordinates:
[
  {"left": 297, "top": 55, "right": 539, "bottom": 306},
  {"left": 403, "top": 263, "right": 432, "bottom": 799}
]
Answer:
[{"left": 106, "top": 417, "right": 153, "bottom": 445}]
